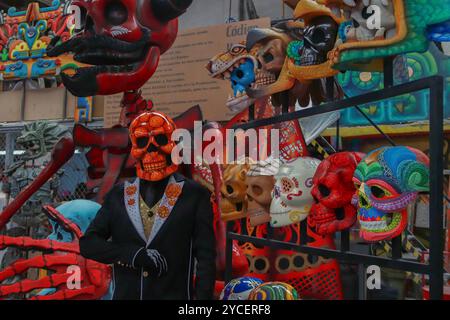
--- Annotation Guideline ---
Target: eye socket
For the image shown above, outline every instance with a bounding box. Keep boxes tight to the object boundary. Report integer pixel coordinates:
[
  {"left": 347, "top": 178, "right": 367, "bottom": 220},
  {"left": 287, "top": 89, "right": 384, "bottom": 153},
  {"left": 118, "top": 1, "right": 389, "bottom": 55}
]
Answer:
[
  {"left": 136, "top": 137, "right": 149, "bottom": 148},
  {"left": 235, "top": 69, "right": 244, "bottom": 79},
  {"left": 226, "top": 185, "right": 234, "bottom": 195},
  {"left": 318, "top": 184, "right": 331, "bottom": 197},
  {"left": 370, "top": 186, "right": 387, "bottom": 199},
  {"left": 105, "top": 1, "right": 128, "bottom": 26},
  {"left": 155, "top": 134, "right": 169, "bottom": 146},
  {"left": 251, "top": 185, "right": 263, "bottom": 196},
  {"left": 311, "top": 28, "right": 326, "bottom": 44},
  {"left": 263, "top": 52, "right": 274, "bottom": 63},
  {"left": 230, "top": 45, "right": 246, "bottom": 55}
]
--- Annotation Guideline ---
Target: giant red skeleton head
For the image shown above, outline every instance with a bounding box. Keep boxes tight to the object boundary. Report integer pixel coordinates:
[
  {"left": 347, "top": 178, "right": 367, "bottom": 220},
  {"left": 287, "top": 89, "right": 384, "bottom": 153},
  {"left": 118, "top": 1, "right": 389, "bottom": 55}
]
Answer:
[
  {"left": 48, "top": 0, "right": 193, "bottom": 96},
  {"left": 308, "top": 152, "right": 364, "bottom": 235}
]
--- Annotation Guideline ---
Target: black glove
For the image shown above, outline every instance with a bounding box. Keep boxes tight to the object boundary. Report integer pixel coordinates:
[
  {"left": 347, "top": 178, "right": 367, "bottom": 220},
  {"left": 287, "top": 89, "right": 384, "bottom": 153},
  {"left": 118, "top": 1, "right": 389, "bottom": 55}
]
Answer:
[{"left": 133, "top": 247, "right": 168, "bottom": 277}]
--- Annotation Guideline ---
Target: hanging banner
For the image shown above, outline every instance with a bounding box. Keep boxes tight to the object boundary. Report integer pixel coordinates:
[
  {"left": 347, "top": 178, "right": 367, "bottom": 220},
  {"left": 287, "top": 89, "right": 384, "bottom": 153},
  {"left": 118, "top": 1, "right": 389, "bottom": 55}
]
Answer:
[{"left": 103, "top": 18, "right": 271, "bottom": 128}]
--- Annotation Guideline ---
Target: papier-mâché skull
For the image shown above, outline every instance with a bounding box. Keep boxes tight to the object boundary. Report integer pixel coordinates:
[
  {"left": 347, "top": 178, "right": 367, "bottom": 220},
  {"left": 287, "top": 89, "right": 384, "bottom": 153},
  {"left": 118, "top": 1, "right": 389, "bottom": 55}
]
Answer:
[
  {"left": 270, "top": 157, "right": 320, "bottom": 228},
  {"left": 129, "top": 111, "right": 178, "bottom": 181},
  {"left": 353, "top": 146, "right": 429, "bottom": 242},
  {"left": 308, "top": 152, "right": 364, "bottom": 235}
]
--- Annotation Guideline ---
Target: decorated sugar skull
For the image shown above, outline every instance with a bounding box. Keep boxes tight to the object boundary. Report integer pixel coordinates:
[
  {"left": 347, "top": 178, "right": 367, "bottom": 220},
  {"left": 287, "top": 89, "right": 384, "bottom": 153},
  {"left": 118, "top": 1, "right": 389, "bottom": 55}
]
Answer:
[
  {"left": 248, "top": 282, "right": 299, "bottom": 300},
  {"left": 129, "top": 111, "right": 178, "bottom": 181},
  {"left": 48, "top": 0, "right": 193, "bottom": 96},
  {"left": 308, "top": 152, "right": 365, "bottom": 235},
  {"left": 353, "top": 147, "right": 429, "bottom": 242},
  {"left": 270, "top": 157, "right": 320, "bottom": 228},
  {"left": 220, "top": 277, "right": 264, "bottom": 300}
]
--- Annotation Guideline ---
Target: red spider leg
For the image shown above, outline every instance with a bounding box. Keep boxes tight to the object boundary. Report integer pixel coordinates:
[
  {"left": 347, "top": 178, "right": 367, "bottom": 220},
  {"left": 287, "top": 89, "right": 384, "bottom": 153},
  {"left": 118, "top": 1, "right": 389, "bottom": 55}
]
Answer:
[
  {"left": 0, "top": 253, "right": 79, "bottom": 282},
  {"left": 43, "top": 205, "right": 82, "bottom": 239},
  {"left": 0, "top": 236, "right": 79, "bottom": 254},
  {"left": 30, "top": 286, "right": 97, "bottom": 300},
  {"left": 0, "top": 273, "right": 73, "bottom": 296},
  {"left": 0, "top": 137, "right": 75, "bottom": 230}
]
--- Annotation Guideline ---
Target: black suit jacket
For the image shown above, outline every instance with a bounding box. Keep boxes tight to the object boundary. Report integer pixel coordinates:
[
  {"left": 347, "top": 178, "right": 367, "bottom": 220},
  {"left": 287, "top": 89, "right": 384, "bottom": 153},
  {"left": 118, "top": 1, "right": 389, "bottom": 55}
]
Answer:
[{"left": 79, "top": 173, "right": 216, "bottom": 300}]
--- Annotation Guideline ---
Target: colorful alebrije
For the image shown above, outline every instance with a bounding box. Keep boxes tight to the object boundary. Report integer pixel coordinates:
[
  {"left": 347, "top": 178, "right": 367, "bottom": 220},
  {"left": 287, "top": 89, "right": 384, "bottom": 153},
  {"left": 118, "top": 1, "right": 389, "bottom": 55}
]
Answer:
[
  {"left": 354, "top": 146, "right": 430, "bottom": 242},
  {"left": 286, "top": 41, "right": 304, "bottom": 65}
]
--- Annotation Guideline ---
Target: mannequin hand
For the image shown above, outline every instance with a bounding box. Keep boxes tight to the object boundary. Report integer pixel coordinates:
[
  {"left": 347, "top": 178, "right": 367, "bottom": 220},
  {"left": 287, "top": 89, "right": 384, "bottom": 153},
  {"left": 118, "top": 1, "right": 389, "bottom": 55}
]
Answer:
[
  {"left": 146, "top": 249, "right": 168, "bottom": 277},
  {"left": 133, "top": 247, "right": 168, "bottom": 277}
]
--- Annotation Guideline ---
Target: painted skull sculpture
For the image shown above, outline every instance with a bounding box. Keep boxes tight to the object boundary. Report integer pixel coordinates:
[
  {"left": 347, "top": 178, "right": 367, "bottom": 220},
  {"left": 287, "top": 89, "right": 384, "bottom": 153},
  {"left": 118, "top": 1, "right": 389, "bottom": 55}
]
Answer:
[
  {"left": 353, "top": 146, "right": 429, "bottom": 242},
  {"left": 283, "top": 0, "right": 343, "bottom": 82},
  {"left": 246, "top": 160, "right": 279, "bottom": 227},
  {"left": 220, "top": 277, "right": 264, "bottom": 300},
  {"left": 308, "top": 152, "right": 365, "bottom": 235},
  {"left": 129, "top": 111, "right": 178, "bottom": 181},
  {"left": 220, "top": 163, "right": 250, "bottom": 221},
  {"left": 207, "top": 23, "right": 304, "bottom": 112},
  {"left": 48, "top": 0, "right": 193, "bottom": 96},
  {"left": 270, "top": 157, "right": 321, "bottom": 228}
]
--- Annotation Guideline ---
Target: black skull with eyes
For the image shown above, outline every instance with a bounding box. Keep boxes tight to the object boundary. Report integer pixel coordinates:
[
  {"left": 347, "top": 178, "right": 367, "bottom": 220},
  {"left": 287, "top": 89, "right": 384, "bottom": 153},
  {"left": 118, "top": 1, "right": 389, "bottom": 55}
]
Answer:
[{"left": 299, "top": 16, "right": 339, "bottom": 66}]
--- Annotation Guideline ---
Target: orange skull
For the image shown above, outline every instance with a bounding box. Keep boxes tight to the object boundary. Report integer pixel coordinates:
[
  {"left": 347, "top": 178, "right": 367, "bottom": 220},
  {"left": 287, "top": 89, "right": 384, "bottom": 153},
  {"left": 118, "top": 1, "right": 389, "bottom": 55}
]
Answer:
[{"left": 129, "top": 112, "right": 178, "bottom": 181}]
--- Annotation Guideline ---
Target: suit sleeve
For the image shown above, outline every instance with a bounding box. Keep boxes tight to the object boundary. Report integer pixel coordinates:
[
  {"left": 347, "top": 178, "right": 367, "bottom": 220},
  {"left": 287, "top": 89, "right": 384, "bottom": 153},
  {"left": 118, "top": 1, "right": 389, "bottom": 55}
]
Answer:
[
  {"left": 193, "top": 188, "right": 216, "bottom": 300},
  {"left": 79, "top": 189, "right": 143, "bottom": 267}
]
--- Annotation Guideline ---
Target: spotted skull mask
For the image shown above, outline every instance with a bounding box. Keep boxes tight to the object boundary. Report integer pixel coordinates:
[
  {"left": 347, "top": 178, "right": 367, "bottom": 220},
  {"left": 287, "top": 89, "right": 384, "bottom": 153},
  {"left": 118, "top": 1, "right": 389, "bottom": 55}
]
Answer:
[
  {"left": 308, "top": 152, "right": 364, "bottom": 235},
  {"left": 270, "top": 157, "right": 321, "bottom": 228},
  {"left": 129, "top": 111, "right": 178, "bottom": 181},
  {"left": 353, "top": 146, "right": 429, "bottom": 242}
]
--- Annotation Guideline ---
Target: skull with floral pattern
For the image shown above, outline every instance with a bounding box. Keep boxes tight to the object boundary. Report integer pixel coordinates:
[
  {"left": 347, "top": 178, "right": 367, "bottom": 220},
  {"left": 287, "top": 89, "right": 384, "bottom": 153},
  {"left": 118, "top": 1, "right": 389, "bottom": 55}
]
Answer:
[{"left": 352, "top": 146, "right": 429, "bottom": 242}]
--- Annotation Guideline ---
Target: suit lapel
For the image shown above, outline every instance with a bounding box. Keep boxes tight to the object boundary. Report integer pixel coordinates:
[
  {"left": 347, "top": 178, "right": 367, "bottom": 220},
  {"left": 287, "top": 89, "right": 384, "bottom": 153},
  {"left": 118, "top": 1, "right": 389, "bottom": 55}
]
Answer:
[
  {"left": 124, "top": 178, "right": 147, "bottom": 242},
  {"left": 147, "top": 174, "right": 186, "bottom": 246}
]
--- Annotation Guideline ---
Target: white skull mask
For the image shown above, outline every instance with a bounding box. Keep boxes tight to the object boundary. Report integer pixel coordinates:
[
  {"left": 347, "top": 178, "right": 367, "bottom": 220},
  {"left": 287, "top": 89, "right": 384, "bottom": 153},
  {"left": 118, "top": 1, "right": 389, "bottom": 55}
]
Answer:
[{"left": 270, "top": 157, "right": 320, "bottom": 227}]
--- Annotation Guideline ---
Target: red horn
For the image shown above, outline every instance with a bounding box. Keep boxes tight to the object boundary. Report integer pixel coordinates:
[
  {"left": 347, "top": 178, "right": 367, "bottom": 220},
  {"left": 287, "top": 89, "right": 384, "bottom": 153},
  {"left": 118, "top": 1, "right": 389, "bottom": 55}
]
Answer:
[{"left": 151, "top": 0, "right": 193, "bottom": 22}]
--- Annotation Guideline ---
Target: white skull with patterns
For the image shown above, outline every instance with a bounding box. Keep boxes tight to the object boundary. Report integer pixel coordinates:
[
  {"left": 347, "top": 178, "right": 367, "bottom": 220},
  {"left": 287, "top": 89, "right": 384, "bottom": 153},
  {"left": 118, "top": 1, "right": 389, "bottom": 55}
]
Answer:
[{"left": 270, "top": 157, "right": 321, "bottom": 228}]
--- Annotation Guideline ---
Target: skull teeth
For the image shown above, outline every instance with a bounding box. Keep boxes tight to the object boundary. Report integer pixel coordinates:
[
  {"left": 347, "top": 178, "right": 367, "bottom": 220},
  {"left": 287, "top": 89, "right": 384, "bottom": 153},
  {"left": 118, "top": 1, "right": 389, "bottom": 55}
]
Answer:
[
  {"left": 142, "top": 161, "right": 166, "bottom": 171},
  {"left": 359, "top": 220, "right": 387, "bottom": 231}
]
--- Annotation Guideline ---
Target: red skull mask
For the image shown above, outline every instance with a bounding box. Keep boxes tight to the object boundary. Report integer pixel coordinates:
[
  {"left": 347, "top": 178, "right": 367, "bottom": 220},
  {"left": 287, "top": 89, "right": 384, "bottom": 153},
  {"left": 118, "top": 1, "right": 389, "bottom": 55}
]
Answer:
[
  {"left": 129, "top": 112, "right": 178, "bottom": 181},
  {"left": 48, "top": 0, "right": 192, "bottom": 96},
  {"left": 308, "top": 152, "right": 364, "bottom": 235}
]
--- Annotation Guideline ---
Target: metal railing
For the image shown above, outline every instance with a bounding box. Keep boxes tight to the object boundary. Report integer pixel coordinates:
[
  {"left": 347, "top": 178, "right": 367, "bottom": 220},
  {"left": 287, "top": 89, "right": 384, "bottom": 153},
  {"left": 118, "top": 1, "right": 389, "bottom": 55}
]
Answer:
[{"left": 224, "top": 59, "right": 445, "bottom": 299}]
